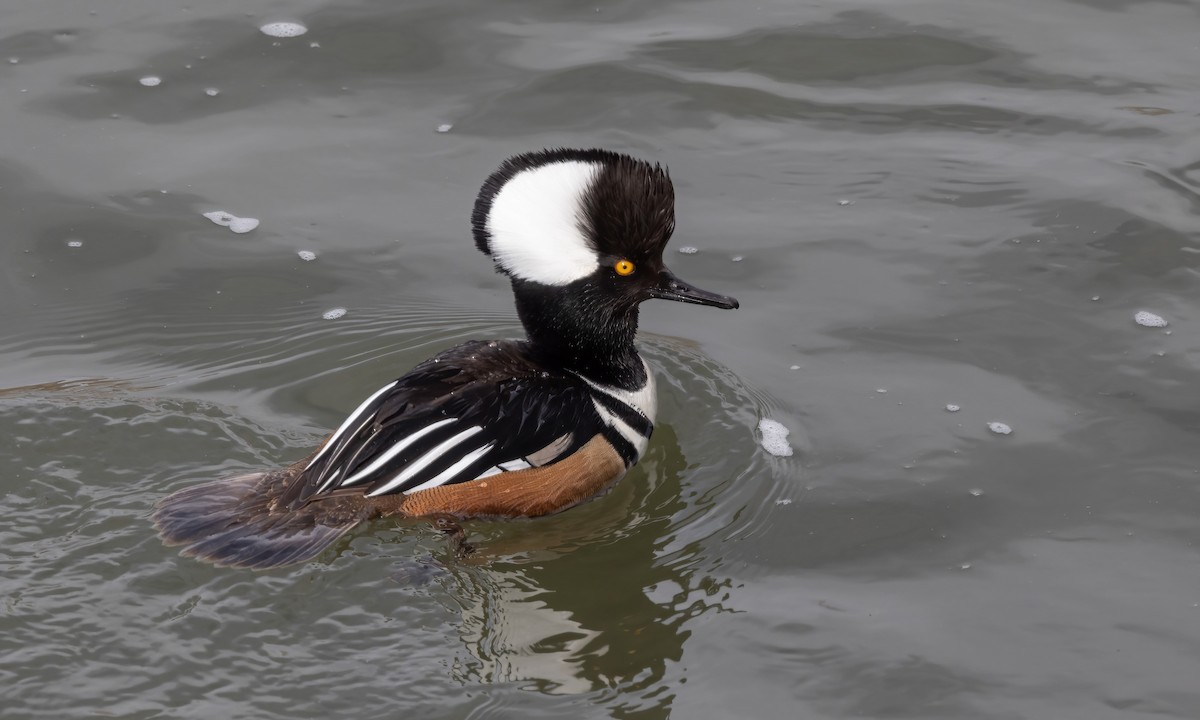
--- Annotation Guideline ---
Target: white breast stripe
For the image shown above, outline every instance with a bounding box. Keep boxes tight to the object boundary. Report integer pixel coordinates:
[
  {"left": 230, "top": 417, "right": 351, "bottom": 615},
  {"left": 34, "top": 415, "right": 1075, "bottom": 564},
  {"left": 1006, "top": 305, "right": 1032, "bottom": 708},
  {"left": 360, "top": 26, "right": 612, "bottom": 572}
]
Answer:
[
  {"left": 305, "top": 380, "right": 399, "bottom": 471},
  {"left": 402, "top": 442, "right": 496, "bottom": 495},
  {"left": 338, "top": 417, "right": 457, "bottom": 488},
  {"left": 366, "top": 426, "right": 484, "bottom": 497},
  {"left": 574, "top": 359, "right": 658, "bottom": 423},
  {"left": 475, "top": 466, "right": 503, "bottom": 480},
  {"left": 576, "top": 360, "right": 657, "bottom": 461},
  {"left": 591, "top": 399, "right": 650, "bottom": 459},
  {"left": 498, "top": 459, "right": 532, "bottom": 472}
]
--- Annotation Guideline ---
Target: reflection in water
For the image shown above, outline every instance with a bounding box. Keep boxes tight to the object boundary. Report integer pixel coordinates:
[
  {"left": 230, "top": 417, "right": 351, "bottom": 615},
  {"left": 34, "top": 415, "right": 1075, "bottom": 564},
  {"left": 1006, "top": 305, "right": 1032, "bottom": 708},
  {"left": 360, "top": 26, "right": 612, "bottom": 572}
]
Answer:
[
  {"left": 424, "top": 340, "right": 761, "bottom": 718},
  {"left": 448, "top": 434, "right": 697, "bottom": 713}
]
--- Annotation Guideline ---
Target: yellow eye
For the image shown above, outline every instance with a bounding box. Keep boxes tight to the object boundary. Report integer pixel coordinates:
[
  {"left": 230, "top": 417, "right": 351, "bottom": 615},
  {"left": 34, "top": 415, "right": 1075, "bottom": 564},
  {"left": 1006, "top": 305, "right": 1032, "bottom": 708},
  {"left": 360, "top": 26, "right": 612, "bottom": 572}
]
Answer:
[{"left": 614, "top": 259, "right": 635, "bottom": 276}]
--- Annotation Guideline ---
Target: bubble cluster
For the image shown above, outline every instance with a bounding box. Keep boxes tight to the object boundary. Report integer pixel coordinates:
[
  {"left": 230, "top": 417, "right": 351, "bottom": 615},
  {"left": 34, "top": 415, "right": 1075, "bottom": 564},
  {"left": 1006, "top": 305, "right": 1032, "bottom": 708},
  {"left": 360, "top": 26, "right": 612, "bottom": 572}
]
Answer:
[
  {"left": 139, "top": 76, "right": 162, "bottom": 87},
  {"left": 66, "top": 240, "right": 83, "bottom": 248},
  {"left": 323, "top": 307, "right": 347, "bottom": 320},
  {"left": 987, "top": 422, "right": 1012, "bottom": 435},
  {"left": 260, "top": 22, "right": 308, "bottom": 38},
  {"left": 1134, "top": 311, "right": 1167, "bottom": 327},
  {"left": 677, "top": 246, "right": 698, "bottom": 255},
  {"left": 757, "top": 418, "right": 794, "bottom": 457},
  {"left": 297, "top": 250, "right": 317, "bottom": 261},
  {"left": 436, "top": 123, "right": 453, "bottom": 133},
  {"left": 203, "top": 211, "right": 260, "bottom": 234},
  {"left": 945, "top": 404, "right": 961, "bottom": 412}
]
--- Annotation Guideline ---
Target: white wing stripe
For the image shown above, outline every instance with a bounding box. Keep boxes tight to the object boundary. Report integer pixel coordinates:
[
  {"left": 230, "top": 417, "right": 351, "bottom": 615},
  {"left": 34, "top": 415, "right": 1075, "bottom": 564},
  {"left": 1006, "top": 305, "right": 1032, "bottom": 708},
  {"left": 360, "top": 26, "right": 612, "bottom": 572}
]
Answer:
[
  {"left": 402, "top": 441, "right": 496, "bottom": 495},
  {"left": 367, "top": 426, "right": 484, "bottom": 497},
  {"left": 498, "top": 459, "right": 532, "bottom": 472},
  {"left": 338, "top": 417, "right": 457, "bottom": 488},
  {"left": 305, "top": 380, "right": 399, "bottom": 471},
  {"left": 313, "top": 413, "right": 380, "bottom": 493}
]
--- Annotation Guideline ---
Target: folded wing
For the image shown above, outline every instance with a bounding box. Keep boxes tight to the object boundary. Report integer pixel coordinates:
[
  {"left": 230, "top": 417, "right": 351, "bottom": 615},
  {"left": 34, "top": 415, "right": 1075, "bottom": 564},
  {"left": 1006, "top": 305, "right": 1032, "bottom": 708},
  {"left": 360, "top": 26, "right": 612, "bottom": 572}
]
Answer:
[{"left": 288, "top": 342, "right": 603, "bottom": 508}]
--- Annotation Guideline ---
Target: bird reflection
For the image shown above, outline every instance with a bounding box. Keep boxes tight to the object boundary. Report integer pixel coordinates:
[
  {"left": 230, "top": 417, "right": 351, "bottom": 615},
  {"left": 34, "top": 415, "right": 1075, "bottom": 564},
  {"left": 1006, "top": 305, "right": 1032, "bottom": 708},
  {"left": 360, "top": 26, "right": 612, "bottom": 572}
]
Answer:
[{"left": 440, "top": 422, "right": 735, "bottom": 719}]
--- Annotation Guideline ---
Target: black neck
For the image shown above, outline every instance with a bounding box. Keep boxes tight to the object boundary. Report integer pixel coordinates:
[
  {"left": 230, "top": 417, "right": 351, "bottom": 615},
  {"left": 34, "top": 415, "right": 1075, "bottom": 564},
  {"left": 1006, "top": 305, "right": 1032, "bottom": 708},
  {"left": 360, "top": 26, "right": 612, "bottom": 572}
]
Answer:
[{"left": 512, "top": 280, "right": 647, "bottom": 390}]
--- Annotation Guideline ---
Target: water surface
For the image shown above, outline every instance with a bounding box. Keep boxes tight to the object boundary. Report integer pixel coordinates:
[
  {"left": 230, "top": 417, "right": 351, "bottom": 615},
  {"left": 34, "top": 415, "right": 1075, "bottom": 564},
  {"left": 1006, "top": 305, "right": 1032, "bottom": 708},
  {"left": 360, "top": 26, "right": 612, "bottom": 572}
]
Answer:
[{"left": 3, "top": 1, "right": 1199, "bottom": 718}]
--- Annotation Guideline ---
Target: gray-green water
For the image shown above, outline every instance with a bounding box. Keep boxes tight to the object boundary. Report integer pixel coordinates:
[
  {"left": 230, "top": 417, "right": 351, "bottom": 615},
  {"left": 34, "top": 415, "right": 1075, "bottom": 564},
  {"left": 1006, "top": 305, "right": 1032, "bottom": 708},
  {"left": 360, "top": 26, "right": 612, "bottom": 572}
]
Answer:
[{"left": 3, "top": 1, "right": 1199, "bottom": 718}]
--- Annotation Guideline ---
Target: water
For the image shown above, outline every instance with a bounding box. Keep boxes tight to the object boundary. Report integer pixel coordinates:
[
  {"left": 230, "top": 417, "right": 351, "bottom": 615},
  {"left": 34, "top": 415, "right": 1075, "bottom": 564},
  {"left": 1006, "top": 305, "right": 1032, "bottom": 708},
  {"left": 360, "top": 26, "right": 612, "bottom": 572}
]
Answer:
[{"left": 3, "top": 1, "right": 1199, "bottom": 718}]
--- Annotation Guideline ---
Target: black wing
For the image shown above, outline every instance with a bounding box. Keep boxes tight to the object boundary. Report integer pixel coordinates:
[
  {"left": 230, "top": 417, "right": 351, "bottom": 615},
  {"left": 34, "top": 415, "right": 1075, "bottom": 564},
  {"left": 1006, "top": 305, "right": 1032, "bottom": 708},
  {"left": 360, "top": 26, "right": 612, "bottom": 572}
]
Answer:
[{"left": 290, "top": 340, "right": 610, "bottom": 505}]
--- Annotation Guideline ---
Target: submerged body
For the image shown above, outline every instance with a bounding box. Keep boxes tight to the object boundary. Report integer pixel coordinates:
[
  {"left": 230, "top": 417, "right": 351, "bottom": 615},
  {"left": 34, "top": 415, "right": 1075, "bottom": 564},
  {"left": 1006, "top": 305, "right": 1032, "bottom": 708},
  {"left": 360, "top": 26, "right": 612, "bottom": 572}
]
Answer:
[{"left": 154, "top": 148, "right": 737, "bottom": 569}]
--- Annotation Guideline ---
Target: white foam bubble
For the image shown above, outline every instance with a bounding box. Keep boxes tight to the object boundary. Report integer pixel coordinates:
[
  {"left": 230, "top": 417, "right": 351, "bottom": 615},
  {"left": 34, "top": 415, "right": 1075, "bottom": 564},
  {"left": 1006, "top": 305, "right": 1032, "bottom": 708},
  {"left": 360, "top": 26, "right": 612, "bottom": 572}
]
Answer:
[
  {"left": 139, "top": 75, "right": 162, "bottom": 87},
  {"left": 228, "top": 217, "right": 259, "bottom": 234},
  {"left": 203, "top": 211, "right": 259, "bottom": 234},
  {"left": 758, "top": 418, "right": 794, "bottom": 457},
  {"left": 987, "top": 422, "right": 1012, "bottom": 435},
  {"left": 436, "top": 123, "right": 453, "bottom": 133},
  {"left": 945, "top": 404, "right": 961, "bottom": 412},
  {"left": 297, "top": 250, "right": 317, "bottom": 261},
  {"left": 1134, "top": 311, "right": 1167, "bottom": 327},
  {"left": 204, "top": 87, "right": 220, "bottom": 96},
  {"left": 323, "top": 307, "right": 346, "bottom": 320},
  {"left": 837, "top": 199, "right": 854, "bottom": 206},
  {"left": 66, "top": 240, "right": 83, "bottom": 248},
  {"left": 260, "top": 22, "right": 308, "bottom": 38},
  {"left": 731, "top": 255, "right": 744, "bottom": 262},
  {"left": 678, "top": 246, "right": 698, "bottom": 255}
]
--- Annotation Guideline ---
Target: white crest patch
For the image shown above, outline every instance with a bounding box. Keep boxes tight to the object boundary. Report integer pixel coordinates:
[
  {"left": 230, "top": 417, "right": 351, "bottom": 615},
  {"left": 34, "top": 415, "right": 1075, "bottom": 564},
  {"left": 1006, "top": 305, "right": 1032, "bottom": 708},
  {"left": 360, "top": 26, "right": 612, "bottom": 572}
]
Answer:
[{"left": 486, "top": 160, "right": 600, "bottom": 286}]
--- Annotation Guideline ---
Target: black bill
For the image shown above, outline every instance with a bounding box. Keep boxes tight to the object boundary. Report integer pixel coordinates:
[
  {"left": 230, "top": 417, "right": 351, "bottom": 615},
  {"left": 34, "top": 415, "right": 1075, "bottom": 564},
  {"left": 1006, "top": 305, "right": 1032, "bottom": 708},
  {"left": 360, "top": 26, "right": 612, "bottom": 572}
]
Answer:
[{"left": 649, "top": 268, "right": 739, "bottom": 309}]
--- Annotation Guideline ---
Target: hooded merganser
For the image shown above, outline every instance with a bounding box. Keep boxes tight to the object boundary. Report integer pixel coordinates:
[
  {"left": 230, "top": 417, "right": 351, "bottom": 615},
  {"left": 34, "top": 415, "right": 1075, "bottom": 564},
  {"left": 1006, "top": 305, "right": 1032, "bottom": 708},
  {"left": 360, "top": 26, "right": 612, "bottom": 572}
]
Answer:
[{"left": 154, "top": 148, "right": 739, "bottom": 569}]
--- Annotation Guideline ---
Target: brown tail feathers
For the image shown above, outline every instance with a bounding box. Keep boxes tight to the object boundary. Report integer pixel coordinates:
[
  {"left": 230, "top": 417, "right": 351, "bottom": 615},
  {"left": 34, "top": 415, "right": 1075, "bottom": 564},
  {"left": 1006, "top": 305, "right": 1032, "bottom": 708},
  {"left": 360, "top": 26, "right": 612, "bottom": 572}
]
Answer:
[{"left": 153, "top": 469, "right": 367, "bottom": 570}]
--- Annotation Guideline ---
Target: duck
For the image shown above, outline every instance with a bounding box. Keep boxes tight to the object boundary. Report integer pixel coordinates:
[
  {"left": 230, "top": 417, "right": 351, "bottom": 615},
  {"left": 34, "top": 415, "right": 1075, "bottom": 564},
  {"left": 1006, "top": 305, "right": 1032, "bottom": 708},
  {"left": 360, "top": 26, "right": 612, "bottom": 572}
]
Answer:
[{"left": 154, "top": 148, "right": 739, "bottom": 569}]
